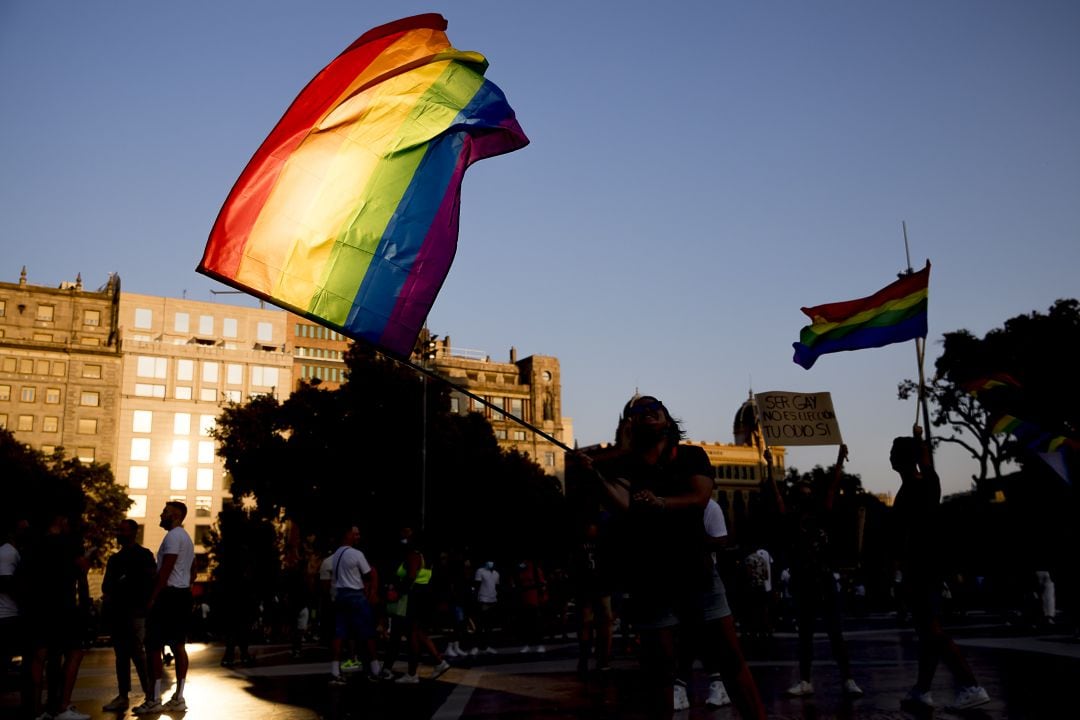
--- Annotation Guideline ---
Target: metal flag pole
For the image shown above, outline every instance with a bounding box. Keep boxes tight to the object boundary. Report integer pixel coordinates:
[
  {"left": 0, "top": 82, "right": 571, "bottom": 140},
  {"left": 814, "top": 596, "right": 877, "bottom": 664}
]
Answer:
[{"left": 903, "top": 221, "right": 935, "bottom": 468}]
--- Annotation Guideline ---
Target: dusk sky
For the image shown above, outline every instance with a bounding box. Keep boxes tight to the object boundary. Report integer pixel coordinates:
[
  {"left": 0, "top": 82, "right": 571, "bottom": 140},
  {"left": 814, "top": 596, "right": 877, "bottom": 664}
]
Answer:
[{"left": 2, "top": 1, "right": 1077, "bottom": 497}]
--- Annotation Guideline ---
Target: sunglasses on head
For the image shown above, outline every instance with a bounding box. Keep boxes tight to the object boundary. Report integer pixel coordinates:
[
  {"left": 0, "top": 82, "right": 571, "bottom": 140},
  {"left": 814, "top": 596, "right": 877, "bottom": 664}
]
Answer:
[{"left": 627, "top": 399, "right": 664, "bottom": 416}]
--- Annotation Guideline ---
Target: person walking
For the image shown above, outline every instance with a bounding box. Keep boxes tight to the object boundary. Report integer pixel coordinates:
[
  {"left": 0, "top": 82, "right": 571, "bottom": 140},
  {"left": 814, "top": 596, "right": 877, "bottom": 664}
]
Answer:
[
  {"left": 513, "top": 558, "right": 548, "bottom": 654},
  {"left": 384, "top": 528, "right": 450, "bottom": 684},
  {"left": 134, "top": 501, "right": 196, "bottom": 714},
  {"left": 764, "top": 444, "right": 863, "bottom": 699},
  {"left": 100, "top": 520, "right": 156, "bottom": 712},
  {"left": 571, "top": 518, "right": 613, "bottom": 675},
  {"left": 890, "top": 428, "right": 991, "bottom": 711},
  {"left": 471, "top": 559, "right": 500, "bottom": 656},
  {"left": 327, "top": 524, "right": 381, "bottom": 684}
]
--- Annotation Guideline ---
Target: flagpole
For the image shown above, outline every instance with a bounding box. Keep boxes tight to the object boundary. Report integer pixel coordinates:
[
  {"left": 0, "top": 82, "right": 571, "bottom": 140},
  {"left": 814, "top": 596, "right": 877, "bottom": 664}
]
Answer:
[
  {"left": 903, "top": 221, "right": 935, "bottom": 468},
  {"left": 386, "top": 350, "right": 575, "bottom": 454}
]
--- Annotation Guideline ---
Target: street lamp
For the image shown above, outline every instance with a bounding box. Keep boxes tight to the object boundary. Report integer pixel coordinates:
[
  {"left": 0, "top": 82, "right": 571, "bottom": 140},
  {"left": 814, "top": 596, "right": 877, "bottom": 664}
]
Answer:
[{"left": 420, "top": 334, "right": 438, "bottom": 532}]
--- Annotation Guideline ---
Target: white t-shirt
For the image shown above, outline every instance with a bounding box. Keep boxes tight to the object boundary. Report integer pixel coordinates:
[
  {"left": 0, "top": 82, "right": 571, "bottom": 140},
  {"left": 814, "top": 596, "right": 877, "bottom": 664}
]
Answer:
[
  {"left": 157, "top": 526, "right": 195, "bottom": 588},
  {"left": 319, "top": 554, "right": 336, "bottom": 600},
  {"left": 703, "top": 499, "right": 728, "bottom": 539},
  {"left": 474, "top": 566, "right": 499, "bottom": 603},
  {"left": 0, "top": 542, "right": 19, "bottom": 619},
  {"left": 745, "top": 548, "right": 773, "bottom": 593},
  {"left": 330, "top": 546, "right": 371, "bottom": 591}
]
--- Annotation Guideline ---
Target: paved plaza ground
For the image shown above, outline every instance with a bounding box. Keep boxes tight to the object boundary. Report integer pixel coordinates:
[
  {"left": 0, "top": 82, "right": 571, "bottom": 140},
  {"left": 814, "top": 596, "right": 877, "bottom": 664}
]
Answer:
[{"left": 4, "top": 612, "right": 1079, "bottom": 720}]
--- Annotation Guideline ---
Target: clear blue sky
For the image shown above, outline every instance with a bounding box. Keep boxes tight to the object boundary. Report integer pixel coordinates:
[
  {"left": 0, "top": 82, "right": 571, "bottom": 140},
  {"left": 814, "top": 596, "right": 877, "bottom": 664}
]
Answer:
[{"left": 2, "top": 1, "right": 1077, "bottom": 497}]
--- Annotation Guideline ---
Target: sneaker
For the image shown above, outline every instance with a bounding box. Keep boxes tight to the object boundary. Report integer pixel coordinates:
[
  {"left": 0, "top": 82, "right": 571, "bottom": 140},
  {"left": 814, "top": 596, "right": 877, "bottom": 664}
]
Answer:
[
  {"left": 132, "top": 699, "right": 163, "bottom": 715},
  {"left": 329, "top": 674, "right": 347, "bottom": 686},
  {"left": 902, "top": 688, "right": 935, "bottom": 709},
  {"left": 445, "top": 644, "right": 460, "bottom": 658},
  {"left": 535, "top": 645, "right": 546, "bottom": 654},
  {"left": 340, "top": 658, "right": 362, "bottom": 673},
  {"left": 483, "top": 646, "right": 498, "bottom": 655},
  {"left": 378, "top": 667, "right": 395, "bottom": 681},
  {"left": 162, "top": 695, "right": 187, "bottom": 712},
  {"left": 469, "top": 647, "right": 480, "bottom": 657},
  {"left": 951, "top": 686, "right": 990, "bottom": 710},
  {"left": 785, "top": 680, "right": 815, "bottom": 697},
  {"left": 432, "top": 660, "right": 451, "bottom": 679},
  {"left": 673, "top": 682, "right": 690, "bottom": 711},
  {"left": 706, "top": 680, "right": 732, "bottom": 707},
  {"left": 395, "top": 672, "right": 420, "bottom": 684},
  {"left": 102, "top": 695, "right": 130, "bottom": 711},
  {"left": 520, "top": 645, "right": 533, "bottom": 654},
  {"left": 33, "top": 713, "right": 53, "bottom": 720},
  {"left": 844, "top": 678, "right": 864, "bottom": 696},
  {"left": 54, "top": 708, "right": 91, "bottom": 720}
]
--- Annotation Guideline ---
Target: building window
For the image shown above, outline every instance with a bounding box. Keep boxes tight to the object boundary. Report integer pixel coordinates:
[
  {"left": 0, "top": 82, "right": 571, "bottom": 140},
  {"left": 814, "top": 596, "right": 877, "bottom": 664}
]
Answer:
[
  {"left": 199, "top": 388, "right": 217, "bottom": 402},
  {"left": 198, "top": 315, "right": 213, "bottom": 336},
  {"left": 20, "top": 386, "right": 36, "bottom": 403},
  {"left": 196, "top": 468, "right": 214, "bottom": 491},
  {"left": 134, "top": 384, "right": 165, "bottom": 398},
  {"left": 133, "top": 308, "right": 152, "bottom": 329},
  {"left": 127, "top": 495, "right": 147, "bottom": 518},
  {"left": 43, "top": 416, "right": 59, "bottom": 433},
  {"left": 77, "top": 418, "right": 97, "bottom": 434},
  {"left": 171, "top": 440, "right": 190, "bottom": 465},
  {"left": 199, "top": 415, "right": 215, "bottom": 437},
  {"left": 0, "top": 300, "right": 4, "bottom": 316},
  {"left": 175, "top": 386, "right": 192, "bottom": 400},
  {"left": 77, "top": 447, "right": 95, "bottom": 463},
  {"left": 0, "top": 385, "right": 9, "bottom": 401},
  {"left": 223, "top": 389, "right": 241, "bottom": 403},
  {"left": 1, "top": 358, "right": 13, "bottom": 372},
  {"left": 226, "top": 364, "right": 243, "bottom": 385},
  {"left": 495, "top": 429, "right": 507, "bottom": 440},
  {"left": 83, "top": 309, "right": 100, "bottom": 327},
  {"left": 35, "top": 360, "right": 49, "bottom": 375},
  {"left": 257, "top": 322, "right": 273, "bottom": 342},
  {"left": 17, "top": 415, "right": 34, "bottom": 431},
  {"left": 512, "top": 430, "right": 526, "bottom": 441},
  {"left": 18, "top": 359, "right": 32, "bottom": 374},
  {"left": 51, "top": 361, "right": 65, "bottom": 376},
  {"left": 223, "top": 318, "right": 238, "bottom": 338},
  {"left": 136, "top": 356, "right": 168, "bottom": 379},
  {"left": 202, "top": 362, "right": 219, "bottom": 383},
  {"left": 194, "top": 525, "right": 212, "bottom": 547},
  {"left": 510, "top": 398, "right": 524, "bottom": 418},
  {"left": 0, "top": 414, "right": 6, "bottom": 428},
  {"left": 82, "top": 363, "right": 101, "bottom": 379},
  {"left": 44, "top": 388, "right": 61, "bottom": 404},
  {"left": 41, "top": 444, "right": 56, "bottom": 456},
  {"left": 174, "top": 312, "right": 190, "bottom": 333},
  {"left": 130, "top": 438, "right": 151, "bottom": 462},
  {"left": 80, "top": 391, "right": 100, "bottom": 407},
  {"left": 176, "top": 359, "right": 194, "bottom": 381},
  {"left": 37, "top": 304, "right": 54, "bottom": 321},
  {"left": 174, "top": 412, "right": 191, "bottom": 435},
  {"left": 195, "top": 496, "right": 213, "bottom": 518},
  {"left": 251, "top": 366, "right": 278, "bottom": 387},
  {"left": 170, "top": 467, "right": 188, "bottom": 490},
  {"left": 132, "top": 410, "right": 153, "bottom": 433},
  {"left": 197, "top": 440, "right": 215, "bottom": 464},
  {"left": 129, "top": 466, "right": 149, "bottom": 489}
]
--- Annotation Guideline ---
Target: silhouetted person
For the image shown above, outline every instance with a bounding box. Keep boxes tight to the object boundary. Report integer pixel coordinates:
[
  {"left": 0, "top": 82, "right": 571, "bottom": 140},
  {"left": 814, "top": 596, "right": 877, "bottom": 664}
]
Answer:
[
  {"left": 765, "top": 444, "right": 863, "bottom": 699},
  {"left": 891, "top": 428, "right": 990, "bottom": 711},
  {"left": 100, "top": 520, "right": 155, "bottom": 712}
]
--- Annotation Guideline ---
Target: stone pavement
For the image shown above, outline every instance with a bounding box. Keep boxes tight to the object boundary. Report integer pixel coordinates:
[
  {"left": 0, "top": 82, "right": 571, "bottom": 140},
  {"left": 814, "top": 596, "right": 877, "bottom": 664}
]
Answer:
[{"left": 3, "top": 613, "right": 1079, "bottom": 720}]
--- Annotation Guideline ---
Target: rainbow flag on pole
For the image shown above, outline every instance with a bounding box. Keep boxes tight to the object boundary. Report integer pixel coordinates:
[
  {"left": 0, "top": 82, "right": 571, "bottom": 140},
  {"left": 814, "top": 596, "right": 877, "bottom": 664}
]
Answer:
[
  {"left": 793, "top": 261, "right": 930, "bottom": 369},
  {"left": 198, "top": 14, "right": 528, "bottom": 357}
]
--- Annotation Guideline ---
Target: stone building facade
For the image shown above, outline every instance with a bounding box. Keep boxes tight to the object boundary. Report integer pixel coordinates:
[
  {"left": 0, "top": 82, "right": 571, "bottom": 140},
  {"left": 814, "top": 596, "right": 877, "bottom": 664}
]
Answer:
[{"left": 0, "top": 269, "right": 123, "bottom": 468}]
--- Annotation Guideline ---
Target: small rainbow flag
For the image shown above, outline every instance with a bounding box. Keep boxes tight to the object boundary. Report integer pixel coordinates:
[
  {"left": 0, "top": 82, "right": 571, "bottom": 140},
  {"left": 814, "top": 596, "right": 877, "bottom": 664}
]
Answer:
[
  {"left": 198, "top": 14, "right": 528, "bottom": 357},
  {"left": 793, "top": 261, "right": 930, "bottom": 369}
]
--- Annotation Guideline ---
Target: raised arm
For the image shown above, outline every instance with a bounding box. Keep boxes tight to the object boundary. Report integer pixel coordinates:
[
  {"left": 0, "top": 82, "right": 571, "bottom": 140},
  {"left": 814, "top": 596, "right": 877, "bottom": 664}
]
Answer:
[
  {"left": 822, "top": 444, "right": 849, "bottom": 512},
  {"left": 763, "top": 448, "right": 786, "bottom": 515}
]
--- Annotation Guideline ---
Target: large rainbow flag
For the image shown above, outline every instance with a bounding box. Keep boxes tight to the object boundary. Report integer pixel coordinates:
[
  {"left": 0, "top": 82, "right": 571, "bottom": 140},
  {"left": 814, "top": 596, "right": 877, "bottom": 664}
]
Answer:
[
  {"left": 198, "top": 14, "right": 528, "bottom": 357},
  {"left": 793, "top": 261, "right": 930, "bottom": 369}
]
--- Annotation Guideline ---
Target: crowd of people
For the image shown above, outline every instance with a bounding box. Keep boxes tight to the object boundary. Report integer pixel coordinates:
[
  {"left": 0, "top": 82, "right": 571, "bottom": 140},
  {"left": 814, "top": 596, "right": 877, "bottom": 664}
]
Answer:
[{"left": 5, "top": 392, "right": 1072, "bottom": 718}]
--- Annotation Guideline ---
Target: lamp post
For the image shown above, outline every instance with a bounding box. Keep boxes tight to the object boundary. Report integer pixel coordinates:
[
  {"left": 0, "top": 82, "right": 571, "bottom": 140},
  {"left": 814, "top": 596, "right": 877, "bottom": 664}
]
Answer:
[{"left": 420, "top": 335, "right": 438, "bottom": 533}]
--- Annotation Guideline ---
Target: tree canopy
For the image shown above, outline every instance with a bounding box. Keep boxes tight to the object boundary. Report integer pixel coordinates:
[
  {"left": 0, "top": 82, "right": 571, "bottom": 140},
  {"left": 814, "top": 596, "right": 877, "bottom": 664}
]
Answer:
[{"left": 899, "top": 298, "right": 1080, "bottom": 487}]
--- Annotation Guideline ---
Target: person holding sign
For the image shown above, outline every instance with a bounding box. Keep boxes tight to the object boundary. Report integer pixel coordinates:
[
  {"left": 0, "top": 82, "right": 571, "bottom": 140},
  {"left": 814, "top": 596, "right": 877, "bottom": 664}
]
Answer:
[
  {"left": 890, "top": 428, "right": 990, "bottom": 711},
  {"left": 763, "top": 444, "right": 864, "bottom": 699}
]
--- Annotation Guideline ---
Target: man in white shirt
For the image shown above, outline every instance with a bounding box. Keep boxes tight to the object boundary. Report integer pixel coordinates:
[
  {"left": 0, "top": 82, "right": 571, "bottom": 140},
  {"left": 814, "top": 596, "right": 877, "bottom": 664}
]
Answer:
[
  {"left": 328, "top": 525, "right": 380, "bottom": 684},
  {"left": 134, "top": 502, "right": 195, "bottom": 715},
  {"left": 0, "top": 520, "right": 23, "bottom": 676},
  {"left": 472, "top": 561, "right": 500, "bottom": 654}
]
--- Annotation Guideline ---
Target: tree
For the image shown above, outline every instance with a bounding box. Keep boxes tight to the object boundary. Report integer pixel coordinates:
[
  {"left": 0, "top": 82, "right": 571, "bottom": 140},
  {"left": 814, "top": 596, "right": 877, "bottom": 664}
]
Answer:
[
  {"left": 899, "top": 299, "right": 1080, "bottom": 487},
  {"left": 0, "top": 429, "right": 131, "bottom": 567}
]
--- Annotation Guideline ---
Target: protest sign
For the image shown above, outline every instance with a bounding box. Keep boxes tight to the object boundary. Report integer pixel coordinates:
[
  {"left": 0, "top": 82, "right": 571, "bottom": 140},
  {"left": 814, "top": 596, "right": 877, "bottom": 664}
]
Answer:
[{"left": 754, "top": 391, "right": 842, "bottom": 446}]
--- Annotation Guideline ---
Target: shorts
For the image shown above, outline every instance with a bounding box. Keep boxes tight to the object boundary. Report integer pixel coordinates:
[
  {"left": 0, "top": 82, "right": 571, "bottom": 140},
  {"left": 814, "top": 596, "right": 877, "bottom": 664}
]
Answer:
[
  {"left": 147, "top": 587, "right": 192, "bottom": 651},
  {"left": 334, "top": 589, "right": 375, "bottom": 640},
  {"left": 630, "top": 569, "right": 731, "bottom": 630}
]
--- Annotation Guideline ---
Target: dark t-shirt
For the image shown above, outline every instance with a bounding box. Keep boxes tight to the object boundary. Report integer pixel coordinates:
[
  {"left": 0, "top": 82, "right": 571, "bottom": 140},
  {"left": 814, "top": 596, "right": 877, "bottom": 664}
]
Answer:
[
  {"left": 891, "top": 467, "right": 943, "bottom": 583},
  {"left": 600, "top": 444, "right": 712, "bottom": 599},
  {"left": 102, "top": 543, "right": 156, "bottom": 618}
]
